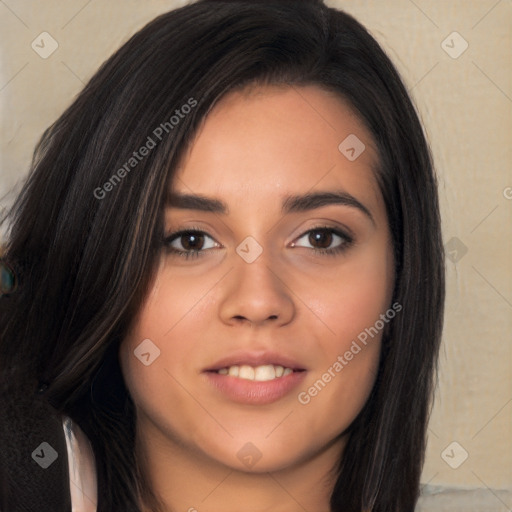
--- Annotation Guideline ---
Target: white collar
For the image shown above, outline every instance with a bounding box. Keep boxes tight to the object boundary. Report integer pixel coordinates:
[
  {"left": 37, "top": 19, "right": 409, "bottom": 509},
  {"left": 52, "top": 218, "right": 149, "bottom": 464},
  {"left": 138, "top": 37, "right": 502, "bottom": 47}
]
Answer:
[{"left": 62, "top": 415, "right": 98, "bottom": 512}]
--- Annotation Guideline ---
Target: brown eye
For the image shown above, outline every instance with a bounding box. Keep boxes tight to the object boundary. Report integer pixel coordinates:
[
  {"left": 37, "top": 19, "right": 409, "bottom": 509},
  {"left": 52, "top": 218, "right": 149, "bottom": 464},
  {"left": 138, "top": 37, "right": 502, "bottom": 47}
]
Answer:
[
  {"left": 308, "top": 229, "right": 333, "bottom": 249},
  {"left": 292, "top": 227, "right": 353, "bottom": 256},
  {"left": 179, "top": 232, "right": 205, "bottom": 251},
  {"left": 163, "top": 229, "right": 219, "bottom": 259}
]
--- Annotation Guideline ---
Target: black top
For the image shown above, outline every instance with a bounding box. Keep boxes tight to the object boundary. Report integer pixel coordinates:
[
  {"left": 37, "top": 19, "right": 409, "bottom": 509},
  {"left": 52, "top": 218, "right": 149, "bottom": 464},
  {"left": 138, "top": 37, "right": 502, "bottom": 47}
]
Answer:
[{"left": 0, "top": 383, "right": 72, "bottom": 512}]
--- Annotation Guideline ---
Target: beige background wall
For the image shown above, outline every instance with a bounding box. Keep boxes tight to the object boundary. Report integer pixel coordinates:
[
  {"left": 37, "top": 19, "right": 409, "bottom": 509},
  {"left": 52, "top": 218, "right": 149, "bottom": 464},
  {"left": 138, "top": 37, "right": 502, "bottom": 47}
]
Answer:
[{"left": 1, "top": 1, "right": 511, "bottom": 510}]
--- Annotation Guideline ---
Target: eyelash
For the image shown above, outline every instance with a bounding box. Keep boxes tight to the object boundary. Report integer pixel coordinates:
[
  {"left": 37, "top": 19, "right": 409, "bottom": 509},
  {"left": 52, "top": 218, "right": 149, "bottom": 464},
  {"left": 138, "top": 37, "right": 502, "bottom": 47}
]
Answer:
[{"left": 162, "top": 225, "right": 354, "bottom": 260}]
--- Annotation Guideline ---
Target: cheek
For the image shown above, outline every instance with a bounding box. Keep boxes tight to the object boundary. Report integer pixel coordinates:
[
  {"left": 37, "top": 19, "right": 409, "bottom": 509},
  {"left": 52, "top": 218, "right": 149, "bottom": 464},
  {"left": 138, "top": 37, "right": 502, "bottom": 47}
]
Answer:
[
  {"left": 122, "top": 254, "right": 223, "bottom": 361},
  {"left": 305, "top": 239, "right": 394, "bottom": 347},
  {"left": 118, "top": 267, "right": 208, "bottom": 428},
  {"left": 294, "top": 241, "right": 394, "bottom": 431},
  {"left": 119, "top": 323, "right": 206, "bottom": 447}
]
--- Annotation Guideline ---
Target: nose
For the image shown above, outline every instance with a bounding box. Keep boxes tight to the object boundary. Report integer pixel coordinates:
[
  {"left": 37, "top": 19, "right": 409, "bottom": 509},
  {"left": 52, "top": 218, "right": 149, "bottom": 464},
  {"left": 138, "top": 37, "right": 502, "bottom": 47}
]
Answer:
[{"left": 218, "top": 251, "right": 295, "bottom": 327}]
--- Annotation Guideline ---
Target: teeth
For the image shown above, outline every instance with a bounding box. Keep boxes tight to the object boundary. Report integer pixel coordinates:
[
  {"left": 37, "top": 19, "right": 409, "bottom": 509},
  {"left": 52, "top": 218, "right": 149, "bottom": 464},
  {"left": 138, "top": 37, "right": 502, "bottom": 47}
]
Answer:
[
  {"left": 254, "top": 365, "right": 275, "bottom": 381},
  {"left": 217, "top": 364, "right": 295, "bottom": 381},
  {"left": 239, "top": 365, "right": 255, "bottom": 380}
]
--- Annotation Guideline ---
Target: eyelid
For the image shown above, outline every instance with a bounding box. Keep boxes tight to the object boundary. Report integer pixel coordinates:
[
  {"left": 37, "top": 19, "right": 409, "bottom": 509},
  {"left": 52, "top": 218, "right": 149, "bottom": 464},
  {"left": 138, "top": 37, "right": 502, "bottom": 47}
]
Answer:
[
  {"left": 289, "top": 221, "right": 354, "bottom": 244},
  {"left": 289, "top": 225, "right": 354, "bottom": 254},
  {"left": 163, "top": 227, "right": 221, "bottom": 248},
  {"left": 292, "top": 226, "right": 352, "bottom": 243}
]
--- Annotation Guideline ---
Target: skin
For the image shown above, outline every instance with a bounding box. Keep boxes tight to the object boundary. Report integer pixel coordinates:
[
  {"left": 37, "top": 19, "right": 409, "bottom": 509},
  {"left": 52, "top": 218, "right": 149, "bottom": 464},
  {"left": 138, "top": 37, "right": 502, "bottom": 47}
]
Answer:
[{"left": 119, "top": 84, "right": 395, "bottom": 512}]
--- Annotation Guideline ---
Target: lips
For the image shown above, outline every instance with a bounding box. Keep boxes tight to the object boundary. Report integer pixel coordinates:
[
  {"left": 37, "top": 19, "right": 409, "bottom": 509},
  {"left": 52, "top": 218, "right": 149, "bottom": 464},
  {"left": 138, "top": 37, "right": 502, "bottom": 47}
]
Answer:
[
  {"left": 204, "top": 351, "right": 306, "bottom": 373},
  {"left": 202, "top": 350, "right": 307, "bottom": 405}
]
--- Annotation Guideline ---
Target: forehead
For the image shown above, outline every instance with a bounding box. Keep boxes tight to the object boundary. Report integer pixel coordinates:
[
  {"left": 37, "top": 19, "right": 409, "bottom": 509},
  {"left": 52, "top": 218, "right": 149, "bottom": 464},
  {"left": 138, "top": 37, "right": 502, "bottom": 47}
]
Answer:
[{"left": 172, "top": 84, "right": 381, "bottom": 210}]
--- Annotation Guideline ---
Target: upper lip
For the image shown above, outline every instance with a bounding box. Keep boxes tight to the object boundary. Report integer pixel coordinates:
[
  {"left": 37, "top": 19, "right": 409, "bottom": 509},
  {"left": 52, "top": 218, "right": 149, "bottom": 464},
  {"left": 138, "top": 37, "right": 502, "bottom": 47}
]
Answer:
[{"left": 204, "top": 350, "right": 307, "bottom": 372}]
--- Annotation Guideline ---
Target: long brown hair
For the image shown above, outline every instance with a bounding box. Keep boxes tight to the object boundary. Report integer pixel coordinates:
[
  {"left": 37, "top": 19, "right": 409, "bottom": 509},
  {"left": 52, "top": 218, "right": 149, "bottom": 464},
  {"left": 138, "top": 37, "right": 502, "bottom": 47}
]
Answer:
[{"left": 0, "top": 1, "right": 445, "bottom": 510}]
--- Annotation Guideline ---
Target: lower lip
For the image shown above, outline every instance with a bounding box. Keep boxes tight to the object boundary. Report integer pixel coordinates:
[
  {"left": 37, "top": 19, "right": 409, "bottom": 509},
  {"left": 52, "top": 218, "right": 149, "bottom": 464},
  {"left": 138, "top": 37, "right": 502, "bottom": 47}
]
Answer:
[{"left": 203, "top": 370, "right": 307, "bottom": 405}]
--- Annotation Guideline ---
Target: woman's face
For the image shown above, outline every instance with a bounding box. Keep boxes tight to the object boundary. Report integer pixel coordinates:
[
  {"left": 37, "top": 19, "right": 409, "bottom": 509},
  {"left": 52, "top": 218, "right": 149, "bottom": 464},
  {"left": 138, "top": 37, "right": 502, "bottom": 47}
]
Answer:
[{"left": 119, "top": 84, "right": 395, "bottom": 474}]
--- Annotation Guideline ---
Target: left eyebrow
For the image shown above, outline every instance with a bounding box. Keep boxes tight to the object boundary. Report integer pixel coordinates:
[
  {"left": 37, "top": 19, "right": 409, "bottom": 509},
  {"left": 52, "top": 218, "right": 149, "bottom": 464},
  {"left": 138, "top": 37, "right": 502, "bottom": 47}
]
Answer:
[
  {"left": 166, "top": 189, "right": 375, "bottom": 225},
  {"left": 281, "top": 190, "right": 374, "bottom": 225}
]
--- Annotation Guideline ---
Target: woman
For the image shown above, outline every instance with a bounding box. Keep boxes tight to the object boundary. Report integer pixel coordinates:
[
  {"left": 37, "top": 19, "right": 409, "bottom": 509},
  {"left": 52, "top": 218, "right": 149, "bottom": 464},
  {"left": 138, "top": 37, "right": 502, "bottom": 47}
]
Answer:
[{"left": 0, "top": 0, "right": 445, "bottom": 510}]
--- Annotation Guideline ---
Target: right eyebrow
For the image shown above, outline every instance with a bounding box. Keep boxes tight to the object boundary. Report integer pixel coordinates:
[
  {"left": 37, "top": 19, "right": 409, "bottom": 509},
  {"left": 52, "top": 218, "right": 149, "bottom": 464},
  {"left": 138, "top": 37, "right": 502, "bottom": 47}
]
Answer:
[{"left": 166, "top": 192, "right": 227, "bottom": 213}]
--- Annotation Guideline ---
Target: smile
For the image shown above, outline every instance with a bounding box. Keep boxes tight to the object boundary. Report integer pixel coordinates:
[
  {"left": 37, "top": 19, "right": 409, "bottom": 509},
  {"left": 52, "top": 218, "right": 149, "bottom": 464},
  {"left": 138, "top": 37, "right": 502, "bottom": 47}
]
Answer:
[{"left": 216, "top": 364, "right": 296, "bottom": 381}]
